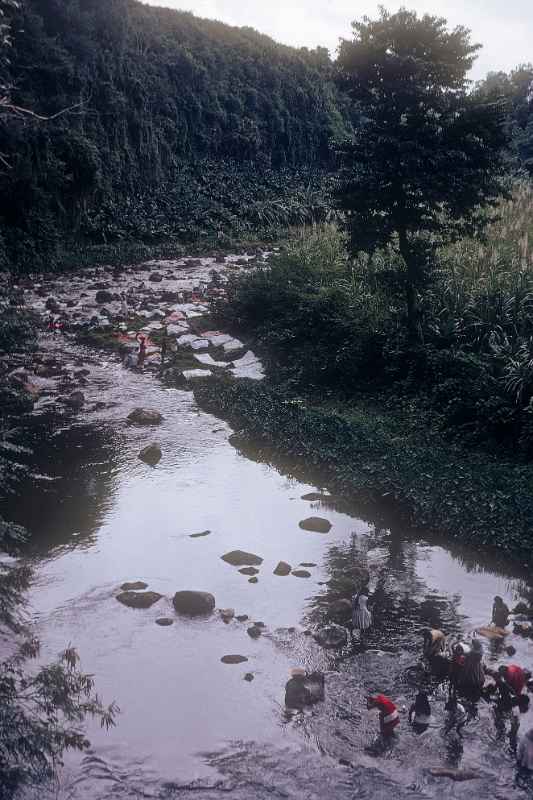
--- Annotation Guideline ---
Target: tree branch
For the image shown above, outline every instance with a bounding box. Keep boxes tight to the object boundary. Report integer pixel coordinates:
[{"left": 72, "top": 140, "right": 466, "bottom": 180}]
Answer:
[{"left": 0, "top": 98, "right": 87, "bottom": 120}]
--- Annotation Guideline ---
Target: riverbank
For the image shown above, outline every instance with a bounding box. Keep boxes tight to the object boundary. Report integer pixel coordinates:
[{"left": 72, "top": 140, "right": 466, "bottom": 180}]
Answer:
[{"left": 193, "top": 376, "right": 533, "bottom": 566}]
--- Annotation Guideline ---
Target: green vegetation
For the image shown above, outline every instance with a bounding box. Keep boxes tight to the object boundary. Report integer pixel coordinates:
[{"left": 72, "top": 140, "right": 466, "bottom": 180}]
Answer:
[
  {"left": 0, "top": 539, "right": 118, "bottom": 800},
  {"left": 0, "top": 0, "right": 348, "bottom": 271},
  {"left": 335, "top": 8, "right": 509, "bottom": 337},
  {"left": 218, "top": 193, "right": 533, "bottom": 458}
]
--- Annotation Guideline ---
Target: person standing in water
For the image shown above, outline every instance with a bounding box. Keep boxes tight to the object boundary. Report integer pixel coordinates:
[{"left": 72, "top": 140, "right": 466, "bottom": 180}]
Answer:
[
  {"left": 352, "top": 590, "right": 372, "bottom": 634},
  {"left": 136, "top": 333, "right": 147, "bottom": 369},
  {"left": 492, "top": 596, "right": 510, "bottom": 628},
  {"left": 160, "top": 327, "right": 168, "bottom": 366}
]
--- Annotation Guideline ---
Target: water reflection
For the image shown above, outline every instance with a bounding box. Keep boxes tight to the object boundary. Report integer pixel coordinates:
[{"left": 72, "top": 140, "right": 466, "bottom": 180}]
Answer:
[{"left": 0, "top": 415, "right": 120, "bottom": 556}]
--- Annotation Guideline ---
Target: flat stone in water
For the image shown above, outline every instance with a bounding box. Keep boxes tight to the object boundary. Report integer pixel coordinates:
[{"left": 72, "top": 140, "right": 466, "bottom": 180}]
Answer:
[
  {"left": 155, "top": 618, "right": 174, "bottom": 627},
  {"left": 248, "top": 577, "right": 258, "bottom": 584},
  {"left": 221, "top": 655, "right": 248, "bottom": 664},
  {"left": 300, "top": 563, "right": 317, "bottom": 568},
  {"left": 221, "top": 550, "right": 263, "bottom": 567},
  {"left": 116, "top": 591, "right": 163, "bottom": 609},
  {"left": 127, "top": 407, "right": 163, "bottom": 426},
  {"left": 236, "top": 615, "right": 249, "bottom": 622},
  {"left": 292, "top": 570, "right": 311, "bottom": 578},
  {"left": 189, "top": 530, "right": 211, "bottom": 538},
  {"left": 120, "top": 581, "right": 148, "bottom": 591},
  {"left": 247, "top": 625, "right": 262, "bottom": 639},
  {"left": 298, "top": 517, "right": 332, "bottom": 534},
  {"left": 239, "top": 567, "right": 259, "bottom": 576}
]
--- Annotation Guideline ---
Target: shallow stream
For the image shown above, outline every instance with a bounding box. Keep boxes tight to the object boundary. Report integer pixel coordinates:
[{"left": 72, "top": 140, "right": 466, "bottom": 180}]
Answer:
[{"left": 3, "top": 258, "right": 533, "bottom": 800}]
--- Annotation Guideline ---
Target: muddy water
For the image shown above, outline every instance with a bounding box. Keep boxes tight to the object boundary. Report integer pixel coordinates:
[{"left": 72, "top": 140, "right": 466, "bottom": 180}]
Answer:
[{"left": 3, "top": 263, "right": 533, "bottom": 799}]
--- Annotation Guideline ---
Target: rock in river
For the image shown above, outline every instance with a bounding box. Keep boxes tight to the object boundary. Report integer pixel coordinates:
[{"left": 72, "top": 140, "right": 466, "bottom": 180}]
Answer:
[
  {"left": 189, "top": 530, "right": 211, "bottom": 538},
  {"left": 65, "top": 390, "right": 85, "bottom": 409},
  {"left": 221, "top": 655, "right": 248, "bottom": 664},
  {"left": 314, "top": 624, "right": 348, "bottom": 649},
  {"left": 248, "top": 577, "right": 258, "bottom": 584},
  {"left": 292, "top": 570, "right": 311, "bottom": 578},
  {"left": 239, "top": 567, "right": 259, "bottom": 576},
  {"left": 273, "top": 561, "right": 291, "bottom": 576},
  {"left": 155, "top": 618, "right": 174, "bottom": 627},
  {"left": 120, "top": 581, "right": 148, "bottom": 591},
  {"left": 173, "top": 590, "right": 215, "bottom": 616},
  {"left": 299, "top": 517, "right": 331, "bottom": 534},
  {"left": 95, "top": 289, "right": 113, "bottom": 303},
  {"left": 127, "top": 407, "right": 163, "bottom": 425},
  {"left": 116, "top": 591, "right": 162, "bottom": 609},
  {"left": 138, "top": 443, "right": 162, "bottom": 465},
  {"left": 247, "top": 625, "right": 262, "bottom": 639},
  {"left": 221, "top": 550, "right": 263, "bottom": 567}
]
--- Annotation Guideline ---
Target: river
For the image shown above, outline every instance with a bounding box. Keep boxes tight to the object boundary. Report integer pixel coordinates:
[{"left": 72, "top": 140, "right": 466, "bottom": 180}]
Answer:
[{"left": 2, "top": 256, "right": 533, "bottom": 800}]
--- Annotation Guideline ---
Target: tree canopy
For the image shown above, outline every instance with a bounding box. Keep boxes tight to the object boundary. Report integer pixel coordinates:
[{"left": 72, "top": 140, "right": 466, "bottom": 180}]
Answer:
[{"left": 335, "top": 7, "right": 509, "bottom": 335}]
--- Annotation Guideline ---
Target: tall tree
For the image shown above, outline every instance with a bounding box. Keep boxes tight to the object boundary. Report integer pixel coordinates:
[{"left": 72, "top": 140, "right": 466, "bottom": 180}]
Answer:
[{"left": 335, "top": 7, "right": 509, "bottom": 337}]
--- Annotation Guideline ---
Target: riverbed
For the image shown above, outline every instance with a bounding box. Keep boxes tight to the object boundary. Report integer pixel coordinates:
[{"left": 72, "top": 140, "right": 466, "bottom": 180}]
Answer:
[{"left": 2, "top": 257, "right": 533, "bottom": 800}]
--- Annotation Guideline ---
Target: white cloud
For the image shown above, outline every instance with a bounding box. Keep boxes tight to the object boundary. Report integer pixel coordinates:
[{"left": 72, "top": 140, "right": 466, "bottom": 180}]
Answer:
[{"left": 142, "top": 0, "right": 532, "bottom": 79}]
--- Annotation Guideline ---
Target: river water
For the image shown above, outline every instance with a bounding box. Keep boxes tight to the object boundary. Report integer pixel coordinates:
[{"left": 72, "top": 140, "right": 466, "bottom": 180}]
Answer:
[{"left": 3, "top": 258, "right": 533, "bottom": 799}]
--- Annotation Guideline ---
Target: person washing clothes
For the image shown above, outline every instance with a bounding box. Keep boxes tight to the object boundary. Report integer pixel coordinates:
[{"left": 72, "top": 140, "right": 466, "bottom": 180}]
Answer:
[{"left": 367, "top": 694, "right": 400, "bottom": 737}]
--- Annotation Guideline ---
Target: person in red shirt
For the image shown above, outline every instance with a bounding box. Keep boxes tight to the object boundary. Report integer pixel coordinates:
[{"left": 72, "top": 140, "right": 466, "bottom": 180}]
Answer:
[
  {"left": 367, "top": 694, "right": 400, "bottom": 737},
  {"left": 499, "top": 665, "right": 531, "bottom": 696}
]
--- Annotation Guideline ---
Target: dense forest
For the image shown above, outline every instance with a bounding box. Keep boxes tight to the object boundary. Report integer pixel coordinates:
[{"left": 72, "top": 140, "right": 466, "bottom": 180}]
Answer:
[
  {"left": 0, "top": 0, "right": 350, "bottom": 269},
  {"left": 0, "top": 0, "right": 531, "bottom": 272}
]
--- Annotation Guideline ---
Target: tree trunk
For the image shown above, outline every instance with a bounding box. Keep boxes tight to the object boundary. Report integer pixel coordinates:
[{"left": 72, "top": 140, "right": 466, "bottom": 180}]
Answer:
[{"left": 398, "top": 227, "right": 419, "bottom": 341}]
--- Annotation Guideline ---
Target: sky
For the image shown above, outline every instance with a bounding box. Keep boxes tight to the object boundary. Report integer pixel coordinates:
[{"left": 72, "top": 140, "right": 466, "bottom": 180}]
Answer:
[{"left": 142, "top": 0, "right": 532, "bottom": 80}]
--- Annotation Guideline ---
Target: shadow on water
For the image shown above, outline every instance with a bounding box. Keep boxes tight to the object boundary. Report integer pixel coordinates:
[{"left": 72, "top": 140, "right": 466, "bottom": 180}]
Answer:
[
  {"left": 0, "top": 412, "right": 120, "bottom": 556},
  {"left": 229, "top": 432, "right": 533, "bottom": 587}
]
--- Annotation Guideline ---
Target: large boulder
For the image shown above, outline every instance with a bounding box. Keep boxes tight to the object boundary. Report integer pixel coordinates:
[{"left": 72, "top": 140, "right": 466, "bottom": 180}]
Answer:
[
  {"left": 116, "top": 591, "right": 162, "bottom": 609},
  {"left": 138, "top": 443, "right": 162, "bottom": 465},
  {"left": 221, "top": 550, "right": 263, "bottom": 567},
  {"left": 127, "top": 408, "right": 163, "bottom": 425},
  {"left": 299, "top": 517, "right": 332, "bottom": 534},
  {"left": 173, "top": 590, "right": 215, "bottom": 616},
  {"left": 285, "top": 671, "right": 325, "bottom": 709}
]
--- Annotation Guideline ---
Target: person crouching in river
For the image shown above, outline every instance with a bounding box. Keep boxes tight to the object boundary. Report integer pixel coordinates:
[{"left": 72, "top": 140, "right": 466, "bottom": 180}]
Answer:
[
  {"left": 352, "top": 591, "right": 372, "bottom": 637},
  {"left": 422, "top": 628, "right": 449, "bottom": 679},
  {"left": 409, "top": 691, "right": 432, "bottom": 733},
  {"left": 367, "top": 694, "right": 400, "bottom": 738}
]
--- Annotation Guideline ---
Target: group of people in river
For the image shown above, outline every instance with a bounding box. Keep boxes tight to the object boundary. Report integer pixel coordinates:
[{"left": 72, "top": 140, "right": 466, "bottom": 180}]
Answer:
[{"left": 287, "top": 592, "right": 533, "bottom": 772}]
